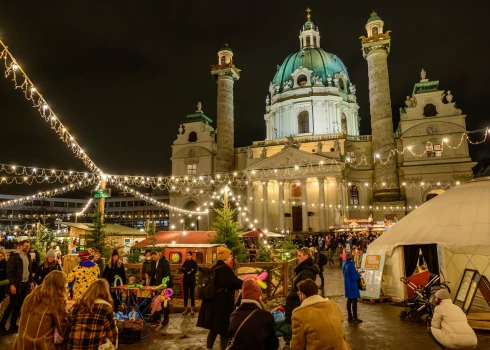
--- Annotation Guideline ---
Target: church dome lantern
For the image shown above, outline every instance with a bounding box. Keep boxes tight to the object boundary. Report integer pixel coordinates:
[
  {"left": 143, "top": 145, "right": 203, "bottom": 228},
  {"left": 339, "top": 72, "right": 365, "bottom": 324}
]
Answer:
[{"left": 365, "top": 10, "right": 384, "bottom": 37}]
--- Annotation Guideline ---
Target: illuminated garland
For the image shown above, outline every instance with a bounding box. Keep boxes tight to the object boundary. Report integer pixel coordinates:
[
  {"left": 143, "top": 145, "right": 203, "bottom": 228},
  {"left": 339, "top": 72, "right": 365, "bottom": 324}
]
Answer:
[
  {"left": 1, "top": 43, "right": 102, "bottom": 174},
  {"left": 109, "top": 179, "right": 207, "bottom": 215},
  {"left": 0, "top": 179, "right": 98, "bottom": 208}
]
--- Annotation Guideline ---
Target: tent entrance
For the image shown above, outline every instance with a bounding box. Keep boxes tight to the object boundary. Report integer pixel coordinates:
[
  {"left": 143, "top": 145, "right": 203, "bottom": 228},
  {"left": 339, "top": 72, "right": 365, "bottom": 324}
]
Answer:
[{"left": 403, "top": 244, "right": 440, "bottom": 277}]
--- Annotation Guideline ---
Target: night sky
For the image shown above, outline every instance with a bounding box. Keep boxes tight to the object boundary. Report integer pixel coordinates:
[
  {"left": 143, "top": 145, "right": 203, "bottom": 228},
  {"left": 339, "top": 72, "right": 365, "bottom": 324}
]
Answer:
[{"left": 1, "top": 1, "right": 489, "bottom": 185}]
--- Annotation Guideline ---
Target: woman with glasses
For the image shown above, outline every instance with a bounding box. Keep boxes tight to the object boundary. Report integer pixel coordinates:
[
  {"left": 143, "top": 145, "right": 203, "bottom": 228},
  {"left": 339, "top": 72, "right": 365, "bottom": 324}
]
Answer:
[{"left": 284, "top": 247, "right": 320, "bottom": 343}]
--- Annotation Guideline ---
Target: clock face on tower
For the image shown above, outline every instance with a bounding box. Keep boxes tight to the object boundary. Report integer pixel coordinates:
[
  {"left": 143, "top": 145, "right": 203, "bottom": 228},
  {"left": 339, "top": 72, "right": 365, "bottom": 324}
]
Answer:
[{"left": 426, "top": 125, "right": 439, "bottom": 135}]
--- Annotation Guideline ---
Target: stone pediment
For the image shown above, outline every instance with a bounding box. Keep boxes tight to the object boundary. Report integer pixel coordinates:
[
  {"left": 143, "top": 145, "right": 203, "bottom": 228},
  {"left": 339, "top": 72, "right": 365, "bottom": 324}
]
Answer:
[
  {"left": 401, "top": 121, "right": 466, "bottom": 138},
  {"left": 246, "top": 147, "right": 338, "bottom": 170},
  {"left": 172, "top": 146, "right": 213, "bottom": 159}
]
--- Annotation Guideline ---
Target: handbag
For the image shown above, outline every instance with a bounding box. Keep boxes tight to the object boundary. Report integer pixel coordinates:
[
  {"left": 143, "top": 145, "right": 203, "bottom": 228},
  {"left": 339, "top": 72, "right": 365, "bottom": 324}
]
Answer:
[
  {"left": 225, "top": 310, "right": 258, "bottom": 350},
  {"left": 358, "top": 277, "right": 366, "bottom": 291}
]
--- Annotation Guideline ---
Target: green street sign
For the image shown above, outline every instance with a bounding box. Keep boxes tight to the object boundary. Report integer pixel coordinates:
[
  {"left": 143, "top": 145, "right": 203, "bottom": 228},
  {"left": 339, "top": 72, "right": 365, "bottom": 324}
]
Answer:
[{"left": 91, "top": 188, "right": 111, "bottom": 199}]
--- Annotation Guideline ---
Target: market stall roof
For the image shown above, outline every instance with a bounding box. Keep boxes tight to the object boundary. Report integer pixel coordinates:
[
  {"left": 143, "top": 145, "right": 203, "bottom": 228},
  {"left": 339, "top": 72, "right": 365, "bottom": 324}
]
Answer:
[
  {"left": 60, "top": 222, "right": 147, "bottom": 236},
  {"left": 241, "top": 228, "right": 283, "bottom": 238},
  {"left": 368, "top": 177, "right": 490, "bottom": 255},
  {"left": 152, "top": 243, "right": 222, "bottom": 248},
  {"left": 134, "top": 230, "right": 216, "bottom": 247}
]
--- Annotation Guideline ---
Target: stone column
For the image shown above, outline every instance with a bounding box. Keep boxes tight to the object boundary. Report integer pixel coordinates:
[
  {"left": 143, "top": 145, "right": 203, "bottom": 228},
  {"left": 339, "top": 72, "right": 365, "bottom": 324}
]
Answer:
[
  {"left": 278, "top": 180, "right": 285, "bottom": 230},
  {"left": 362, "top": 32, "right": 400, "bottom": 201},
  {"left": 317, "top": 177, "right": 326, "bottom": 231},
  {"left": 216, "top": 75, "right": 235, "bottom": 173},
  {"left": 336, "top": 176, "right": 344, "bottom": 224},
  {"left": 301, "top": 179, "right": 308, "bottom": 232},
  {"left": 247, "top": 182, "right": 254, "bottom": 221},
  {"left": 262, "top": 181, "right": 268, "bottom": 229}
]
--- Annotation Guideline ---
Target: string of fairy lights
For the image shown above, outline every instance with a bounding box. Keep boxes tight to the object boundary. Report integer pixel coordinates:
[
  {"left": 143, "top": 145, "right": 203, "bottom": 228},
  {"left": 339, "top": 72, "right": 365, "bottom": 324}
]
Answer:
[{"left": 1, "top": 32, "right": 489, "bottom": 232}]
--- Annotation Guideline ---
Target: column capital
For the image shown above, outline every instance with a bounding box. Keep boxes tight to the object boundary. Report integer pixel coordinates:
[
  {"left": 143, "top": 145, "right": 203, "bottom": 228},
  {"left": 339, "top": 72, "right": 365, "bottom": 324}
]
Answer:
[
  {"left": 300, "top": 178, "right": 308, "bottom": 185},
  {"left": 316, "top": 176, "right": 325, "bottom": 181}
]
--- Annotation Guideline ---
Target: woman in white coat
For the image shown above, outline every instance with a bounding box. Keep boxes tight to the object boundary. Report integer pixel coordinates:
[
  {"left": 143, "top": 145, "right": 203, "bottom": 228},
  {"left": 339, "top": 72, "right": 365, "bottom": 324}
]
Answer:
[{"left": 429, "top": 289, "right": 477, "bottom": 349}]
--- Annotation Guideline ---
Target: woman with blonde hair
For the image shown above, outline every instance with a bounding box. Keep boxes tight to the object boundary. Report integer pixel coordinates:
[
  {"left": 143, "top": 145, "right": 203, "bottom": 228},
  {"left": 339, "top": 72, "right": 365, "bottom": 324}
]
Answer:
[
  {"left": 68, "top": 279, "right": 117, "bottom": 350},
  {"left": 14, "top": 270, "right": 69, "bottom": 349}
]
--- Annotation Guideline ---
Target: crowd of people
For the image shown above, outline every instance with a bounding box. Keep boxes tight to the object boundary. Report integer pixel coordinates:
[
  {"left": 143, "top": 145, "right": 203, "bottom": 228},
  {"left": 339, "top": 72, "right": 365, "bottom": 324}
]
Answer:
[{"left": 0, "top": 231, "right": 480, "bottom": 350}]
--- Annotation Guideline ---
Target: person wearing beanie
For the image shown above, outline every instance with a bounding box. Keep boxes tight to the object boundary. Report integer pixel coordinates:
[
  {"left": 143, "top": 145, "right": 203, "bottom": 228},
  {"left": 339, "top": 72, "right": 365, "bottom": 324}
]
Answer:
[
  {"left": 102, "top": 249, "right": 127, "bottom": 311},
  {"left": 228, "top": 279, "right": 279, "bottom": 350},
  {"left": 342, "top": 249, "right": 362, "bottom": 323},
  {"left": 291, "top": 279, "right": 350, "bottom": 350},
  {"left": 66, "top": 248, "right": 100, "bottom": 300},
  {"left": 197, "top": 246, "right": 243, "bottom": 350},
  {"left": 33, "top": 249, "right": 61, "bottom": 285},
  {"left": 429, "top": 288, "right": 477, "bottom": 349}
]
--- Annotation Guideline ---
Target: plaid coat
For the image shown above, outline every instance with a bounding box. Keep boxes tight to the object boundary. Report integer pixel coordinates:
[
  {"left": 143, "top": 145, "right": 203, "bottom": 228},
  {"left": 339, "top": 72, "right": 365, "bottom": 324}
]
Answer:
[{"left": 67, "top": 299, "right": 117, "bottom": 350}]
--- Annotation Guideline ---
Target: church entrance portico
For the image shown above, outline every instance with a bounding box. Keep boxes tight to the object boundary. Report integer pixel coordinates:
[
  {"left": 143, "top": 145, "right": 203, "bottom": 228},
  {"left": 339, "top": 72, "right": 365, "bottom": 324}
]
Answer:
[{"left": 292, "top": 205, "right": 303, "bottom": 232}]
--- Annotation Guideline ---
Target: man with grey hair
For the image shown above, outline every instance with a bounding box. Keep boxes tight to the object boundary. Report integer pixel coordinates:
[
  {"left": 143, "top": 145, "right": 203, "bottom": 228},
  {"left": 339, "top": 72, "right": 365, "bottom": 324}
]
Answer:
[
  {"left": 0, "top": 239, "right": 34, "bottom": 335},
  {"left": 428, "top": 288, "right": 478, "bottom": 349}
]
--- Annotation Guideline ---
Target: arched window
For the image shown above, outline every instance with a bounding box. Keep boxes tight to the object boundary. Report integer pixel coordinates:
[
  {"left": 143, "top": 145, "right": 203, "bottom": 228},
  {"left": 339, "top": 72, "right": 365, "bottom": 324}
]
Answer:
[
  {"left": 349, "top": 186, "right": 359, "bottom": 205},
  {"left": 338, "top": 79, "right": 345, "bottom": 91},
  {"left": 297, "top": 111, "right": 309, "bottom": 134},
  {"left": 220, "top": 56, "right": 226, "bottom": 65},
  {"left": 372, "top": 26, "right": 378, "bottom": 36},
  {"left": 313, "top": 36, "right": 317, "bottom": 47},
  {"left": 306, "top": 35, "right": 311, "bottom": 46},
  {"left": 341, "top": 113, "right": 348, "bottom": 134},
  {"left": 188, "top": 131, "right": 198, "bottom": 142},
  {"left": 423, "top": 104, "right": 437, "bottom": 117}
]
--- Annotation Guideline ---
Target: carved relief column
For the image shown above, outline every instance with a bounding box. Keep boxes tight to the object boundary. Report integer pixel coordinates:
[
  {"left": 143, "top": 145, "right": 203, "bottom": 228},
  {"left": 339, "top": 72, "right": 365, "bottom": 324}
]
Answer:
[
  {"left": 278, "top": 180, "right": 285, "bottom": 229},
  {"left": 301, "top": 179, "right": 308, "bottom": 232},
  {"left": 262, "top": 181, "right": 269, "bottom": 229},
  {"left": 317, "top": 177, "right": 326, "bottom": 231}
]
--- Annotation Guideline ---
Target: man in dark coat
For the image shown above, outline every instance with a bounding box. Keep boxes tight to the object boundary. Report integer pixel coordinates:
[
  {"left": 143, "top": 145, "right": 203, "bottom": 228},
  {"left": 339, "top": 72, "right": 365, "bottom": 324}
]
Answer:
[
  {"left": 284, "top": 247, "right": 320, "bottom": 343},
  {"left": 229, "top": 279, "right": 279, "bottom": 349},
  {"left": 150, "top": 250, "right": 172, "bottom": 326},
  {"left": 197, "top": 247, "right": 242, "bottom": 350},
  {"left": 0, "top": 239, "right": 33, "bottom": 335}
]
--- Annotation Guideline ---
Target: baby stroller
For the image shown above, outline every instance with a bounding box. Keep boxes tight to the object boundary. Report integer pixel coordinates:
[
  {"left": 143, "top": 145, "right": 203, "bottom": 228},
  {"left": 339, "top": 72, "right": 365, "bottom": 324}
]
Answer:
[{"left": 399, "top": 274, "right": 450, "bottom": 327}]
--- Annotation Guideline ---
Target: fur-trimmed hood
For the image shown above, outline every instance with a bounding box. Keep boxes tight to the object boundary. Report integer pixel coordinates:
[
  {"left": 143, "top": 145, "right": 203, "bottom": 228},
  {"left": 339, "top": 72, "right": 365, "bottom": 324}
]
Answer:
[{"left": 293, "top": 294, "right": 328, "bottom": 314}]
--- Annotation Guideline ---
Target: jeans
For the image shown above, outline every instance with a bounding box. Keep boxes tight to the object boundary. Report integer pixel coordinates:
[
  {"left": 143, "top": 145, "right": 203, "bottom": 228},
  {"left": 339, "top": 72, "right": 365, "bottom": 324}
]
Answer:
[
  {"left": 427, "top": 328, "right": 446, "bottom": 349},
  {"left": 317, "top": 271, "right": 325, "bottom": 288},
  {"left": 0, "top": 282, "right": 30, "bottom": 329},
  {"left": 206, "top": 330, "right": 230, "bottom": 350},
  {"left": 183, "top": 279, "right": 195, "bottom": 307},
  {"left": 346, "top": 298, "right": 358, "bottom": 319}
]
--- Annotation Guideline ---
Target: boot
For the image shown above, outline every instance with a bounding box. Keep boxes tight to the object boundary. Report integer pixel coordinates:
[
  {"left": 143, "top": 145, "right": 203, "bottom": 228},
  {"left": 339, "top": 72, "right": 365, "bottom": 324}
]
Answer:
[
  {"left": 190, "top": 307, "right": 195, "bottom": 316},
  {"left": 182, "top": 307, "right": 189, "bottom": 316}
]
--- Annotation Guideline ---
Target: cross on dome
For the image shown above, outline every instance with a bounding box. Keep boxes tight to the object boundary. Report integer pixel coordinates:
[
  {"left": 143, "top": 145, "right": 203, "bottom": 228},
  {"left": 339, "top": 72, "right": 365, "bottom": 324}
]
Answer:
[{"left": 306, "top": 7, "right": 311, "bottom": 20}]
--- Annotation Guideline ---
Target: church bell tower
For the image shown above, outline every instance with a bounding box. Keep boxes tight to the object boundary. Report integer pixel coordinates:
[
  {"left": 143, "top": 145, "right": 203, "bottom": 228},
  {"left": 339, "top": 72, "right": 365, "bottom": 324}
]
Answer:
[
  {"left": 361, "top": 11, "right": 403, "bottom": 208},
  {"left": 211, "top": 44, "right": 240, "bottom": 173}
]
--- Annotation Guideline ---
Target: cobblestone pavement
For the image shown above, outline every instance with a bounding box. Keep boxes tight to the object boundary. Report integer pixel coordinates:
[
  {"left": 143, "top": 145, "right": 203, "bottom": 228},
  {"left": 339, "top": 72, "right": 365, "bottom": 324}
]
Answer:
[{"left": 1, "top": 265, "right": 490, "bottom": 349}]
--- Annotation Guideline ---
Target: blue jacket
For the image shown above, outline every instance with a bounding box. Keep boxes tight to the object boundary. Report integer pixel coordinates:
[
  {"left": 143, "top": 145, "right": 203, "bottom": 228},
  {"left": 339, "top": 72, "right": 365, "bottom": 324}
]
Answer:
[{"left": 342, "top": 259, "right": 360, "bottom": 299}]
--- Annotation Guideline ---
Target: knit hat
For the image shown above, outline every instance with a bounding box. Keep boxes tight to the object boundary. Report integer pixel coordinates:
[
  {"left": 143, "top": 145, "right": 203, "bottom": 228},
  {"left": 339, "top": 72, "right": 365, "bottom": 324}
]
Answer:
[
  {"left": 78, "top": 248, "right": 90, "bottom": 259},
  {"left": 242, "top": 279, "right": 262, "bottom": 301},
  {"left": 217, "top": 247, "right": 232, "bottom": 260},
  {"left": 46, "top": 249, "right": 56, "bottom": 258},
  {"left": 435, "top": 288, "right": 451, "bottom": 300},
  {"left": 112, "top": 249, "right": 119, "bottom": 257},
  {"left": 346, "top": 252, "right": 354, "bottom": 260}
]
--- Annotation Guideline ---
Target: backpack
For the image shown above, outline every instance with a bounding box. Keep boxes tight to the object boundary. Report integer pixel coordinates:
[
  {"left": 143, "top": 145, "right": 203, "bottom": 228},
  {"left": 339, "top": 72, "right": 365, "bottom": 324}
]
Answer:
[
  {"left": 319, "top": 253, "right": 328, "bottom": 266},
  {"left": 197, "top": 265, "right": 224, "bottom": 300}
]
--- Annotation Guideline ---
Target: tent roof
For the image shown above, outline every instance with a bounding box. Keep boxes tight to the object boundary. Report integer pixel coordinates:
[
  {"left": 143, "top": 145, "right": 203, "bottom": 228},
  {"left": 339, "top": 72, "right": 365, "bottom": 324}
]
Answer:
[
  {"left": 134, "top": 231, "right": 216, "bottom": 247},
  {"left": 60, "top": 222, "right": 147, "bottom": 236},
  {"left": 368, "top": 177, "right": 490, "bottom": 255}
]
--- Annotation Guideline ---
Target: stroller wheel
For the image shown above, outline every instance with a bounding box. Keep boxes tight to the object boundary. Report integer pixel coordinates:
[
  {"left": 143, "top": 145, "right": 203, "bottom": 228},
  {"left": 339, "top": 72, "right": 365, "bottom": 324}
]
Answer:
[
  {"left": 408, "top": 310, "right": 421, "bottom": 323},
  {"left": 399, "top": 311, "right": 407, "bottom": 320},
  {"left": 426, "top": 315, "right": 432, "bottom": 328}
]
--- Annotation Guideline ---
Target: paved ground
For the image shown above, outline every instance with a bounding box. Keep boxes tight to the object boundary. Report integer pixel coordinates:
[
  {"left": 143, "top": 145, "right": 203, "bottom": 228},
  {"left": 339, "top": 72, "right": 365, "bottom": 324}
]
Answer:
[{"left": 1, "top": 265, "right": 490, "bottom": 349}]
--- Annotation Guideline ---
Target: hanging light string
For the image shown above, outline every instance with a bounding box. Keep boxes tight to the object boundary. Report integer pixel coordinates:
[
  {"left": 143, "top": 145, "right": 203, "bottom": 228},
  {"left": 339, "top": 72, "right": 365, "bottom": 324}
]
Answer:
[
  {"left": 0, "top": 163, "right": 93, "bottom": 178},
  {"left": 0, "top": 213, "right": 171, "bottom": 220},
  {"left": 75, "top": 180, "right": 102, "bottom": 216},
  {"left": 0, "top": 174, "right": 99, "bottom": 185},
  {"left": 0, "top": 178, "right": 98, "bottom": 209},
  {"left": 0, "top": 42, "right": 103, "bottom": 175},
  {"left": 108, "top": 179, "right": 207, "bottom": 216}
]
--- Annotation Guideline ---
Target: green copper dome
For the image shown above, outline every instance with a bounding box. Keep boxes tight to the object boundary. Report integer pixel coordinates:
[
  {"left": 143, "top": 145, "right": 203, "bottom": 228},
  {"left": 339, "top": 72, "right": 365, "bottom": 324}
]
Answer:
[
  {"left": 273, "top": 48, "right": 350, "bottom": 90},
  {"left": 219, "top": 43, "right": 232, "bottom": 52},
  {"left": 367, "top": 11, "right": 382, "bottom": 23}
]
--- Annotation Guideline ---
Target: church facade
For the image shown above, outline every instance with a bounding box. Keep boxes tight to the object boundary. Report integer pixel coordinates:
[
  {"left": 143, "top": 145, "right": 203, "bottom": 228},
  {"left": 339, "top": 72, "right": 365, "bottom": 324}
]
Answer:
[{"left": 169, "top": 10, "right": 475, "bottom": 232}]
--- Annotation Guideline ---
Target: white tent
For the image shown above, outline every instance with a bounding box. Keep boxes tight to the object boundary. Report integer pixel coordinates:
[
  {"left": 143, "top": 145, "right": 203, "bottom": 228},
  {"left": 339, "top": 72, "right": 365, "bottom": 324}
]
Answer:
[{"left": 367, "top": 177, "right": 490, "bottom": 310}]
